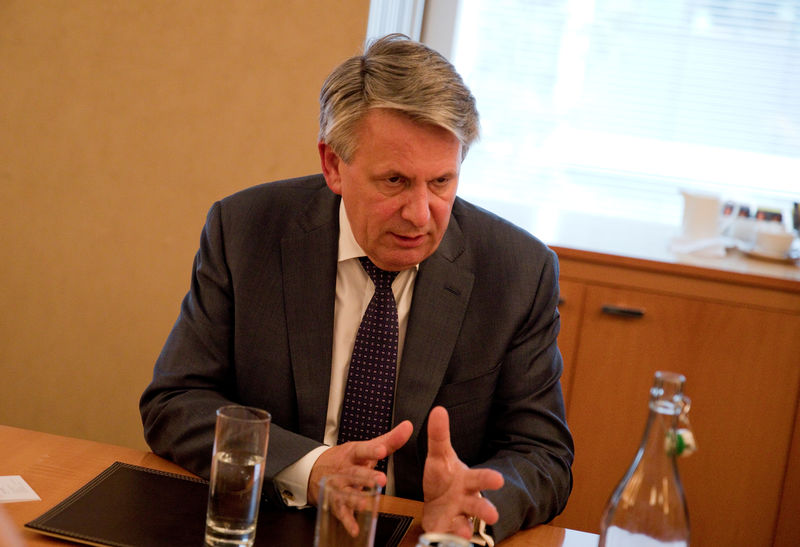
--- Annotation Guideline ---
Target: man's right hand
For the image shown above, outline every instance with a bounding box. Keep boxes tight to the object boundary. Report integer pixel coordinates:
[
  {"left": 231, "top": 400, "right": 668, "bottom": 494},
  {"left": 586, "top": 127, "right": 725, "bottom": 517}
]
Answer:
[{"left": 307, "top": 420, "right": 413, "bottom": 505}]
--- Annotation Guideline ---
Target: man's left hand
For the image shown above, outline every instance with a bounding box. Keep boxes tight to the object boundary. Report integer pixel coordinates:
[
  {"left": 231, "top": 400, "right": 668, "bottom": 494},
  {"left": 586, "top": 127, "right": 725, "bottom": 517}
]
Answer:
[{"left": 421, "top": 406, "right": 505, "bottom": 539}]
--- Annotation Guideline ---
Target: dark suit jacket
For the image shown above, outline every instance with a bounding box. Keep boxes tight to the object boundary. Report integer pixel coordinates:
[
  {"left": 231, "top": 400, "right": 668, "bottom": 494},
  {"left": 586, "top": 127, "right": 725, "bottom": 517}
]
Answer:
[{"left": 139, "top": 174, "right": 573, "bottom": 541}]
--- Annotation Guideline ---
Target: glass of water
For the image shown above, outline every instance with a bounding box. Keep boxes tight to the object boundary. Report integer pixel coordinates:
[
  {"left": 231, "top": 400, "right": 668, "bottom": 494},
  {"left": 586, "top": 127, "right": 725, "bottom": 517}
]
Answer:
[
  {"left": 205, "top": 405, "right": 270, "bottom": 547},
  {"left": 314, "top": 474, "right": 380, "bottom": 547}
]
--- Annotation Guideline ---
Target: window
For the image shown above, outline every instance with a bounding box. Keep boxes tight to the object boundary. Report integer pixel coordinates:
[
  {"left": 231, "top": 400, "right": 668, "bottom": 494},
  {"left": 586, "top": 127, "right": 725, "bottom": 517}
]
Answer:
[{"left": 370, "top": 0, "right": 800, "bottom": 238}]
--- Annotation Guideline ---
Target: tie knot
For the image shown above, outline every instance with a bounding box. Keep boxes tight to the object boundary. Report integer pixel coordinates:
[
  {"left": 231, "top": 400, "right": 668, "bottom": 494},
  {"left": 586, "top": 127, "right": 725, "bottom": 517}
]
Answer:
[{"left": 359, "top": 257, "right": 398, "bottom": 289}]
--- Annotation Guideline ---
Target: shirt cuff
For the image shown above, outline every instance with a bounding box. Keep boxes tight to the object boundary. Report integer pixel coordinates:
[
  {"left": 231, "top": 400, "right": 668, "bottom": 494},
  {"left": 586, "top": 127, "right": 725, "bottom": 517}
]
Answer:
[
  {"left": 471, "top": 518, "right": 495, "bottom": 547},
  {"left": 273, "top": 445, "right": 329, "bottom": 507},
  {"left": 470, "top": 492, "right": 495, "bottom": 547}
]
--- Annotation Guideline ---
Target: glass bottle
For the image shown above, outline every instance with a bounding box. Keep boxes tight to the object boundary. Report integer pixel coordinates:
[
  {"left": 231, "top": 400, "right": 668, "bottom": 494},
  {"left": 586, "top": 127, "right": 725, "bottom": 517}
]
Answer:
[{"left": 599, "top": 371, "right": 693, "bottom": 547}]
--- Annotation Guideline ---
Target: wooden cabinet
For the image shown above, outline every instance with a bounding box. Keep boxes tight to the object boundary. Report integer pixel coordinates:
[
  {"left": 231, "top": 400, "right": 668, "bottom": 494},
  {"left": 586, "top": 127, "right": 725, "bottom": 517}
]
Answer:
[{"left": 550, "top": 248, "right": 800, "bottom": 547}]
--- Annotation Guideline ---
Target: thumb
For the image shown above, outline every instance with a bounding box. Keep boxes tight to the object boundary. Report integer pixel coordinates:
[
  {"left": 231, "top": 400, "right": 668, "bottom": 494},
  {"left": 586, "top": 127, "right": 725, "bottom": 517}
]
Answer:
[
  {"left": 426, "top": 406, "right": 452, "bottom": 458},
  {"left": 383, "top": 419, "right": 414, "bottom": 454}
]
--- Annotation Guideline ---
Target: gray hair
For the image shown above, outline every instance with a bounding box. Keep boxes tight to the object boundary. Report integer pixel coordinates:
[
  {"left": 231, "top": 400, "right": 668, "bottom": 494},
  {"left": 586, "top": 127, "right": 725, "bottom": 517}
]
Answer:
[{"left": 318, "top": 33, "right": 479, "bottom": 162}]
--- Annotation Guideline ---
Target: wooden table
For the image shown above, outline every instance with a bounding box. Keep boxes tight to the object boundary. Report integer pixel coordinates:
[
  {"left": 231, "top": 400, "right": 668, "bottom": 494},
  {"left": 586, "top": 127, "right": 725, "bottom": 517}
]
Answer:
[{"left": 0, "top": 425, "right": 597, "bottom": 546}]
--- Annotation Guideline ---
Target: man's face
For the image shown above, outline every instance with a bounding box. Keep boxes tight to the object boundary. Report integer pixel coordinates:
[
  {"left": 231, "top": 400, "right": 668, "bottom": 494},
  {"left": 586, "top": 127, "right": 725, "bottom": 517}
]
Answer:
[{"left": 320, "top": 108, "right": 462, "bottom": 271}]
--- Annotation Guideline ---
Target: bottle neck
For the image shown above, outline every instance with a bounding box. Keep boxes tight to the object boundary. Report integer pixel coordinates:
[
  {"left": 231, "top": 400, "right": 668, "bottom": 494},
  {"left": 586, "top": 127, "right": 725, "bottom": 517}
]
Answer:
[{"left": 639, "top": 402, "right": 681, "bottom": 463}]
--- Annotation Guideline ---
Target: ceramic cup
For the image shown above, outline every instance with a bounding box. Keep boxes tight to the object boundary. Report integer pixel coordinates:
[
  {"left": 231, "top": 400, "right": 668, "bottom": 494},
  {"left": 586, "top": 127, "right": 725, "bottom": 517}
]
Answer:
[{"left": 754, "top": 229, "right": 795, "bottom": 257}]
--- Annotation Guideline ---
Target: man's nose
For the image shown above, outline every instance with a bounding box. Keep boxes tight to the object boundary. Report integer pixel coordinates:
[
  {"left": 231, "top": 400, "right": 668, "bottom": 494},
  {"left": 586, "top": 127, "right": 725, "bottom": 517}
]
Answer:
[{"left": 401, "top": 183, "right": 431, "bottom": 226}]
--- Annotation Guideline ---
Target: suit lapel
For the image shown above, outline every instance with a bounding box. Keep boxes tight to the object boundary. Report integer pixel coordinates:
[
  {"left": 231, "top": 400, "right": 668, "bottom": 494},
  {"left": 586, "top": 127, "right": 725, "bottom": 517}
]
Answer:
[
  {"left": 281, "top": 185, "right": 340, "bottom": 441},
  {"left": 394, "top": 213, "right": 474, "bottom": 491}
]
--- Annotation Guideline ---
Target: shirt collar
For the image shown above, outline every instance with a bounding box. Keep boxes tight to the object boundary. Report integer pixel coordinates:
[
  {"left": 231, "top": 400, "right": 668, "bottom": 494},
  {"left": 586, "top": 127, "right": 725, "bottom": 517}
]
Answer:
[{"left": 337, "top": 201, "right": 366, "bottom": 263}]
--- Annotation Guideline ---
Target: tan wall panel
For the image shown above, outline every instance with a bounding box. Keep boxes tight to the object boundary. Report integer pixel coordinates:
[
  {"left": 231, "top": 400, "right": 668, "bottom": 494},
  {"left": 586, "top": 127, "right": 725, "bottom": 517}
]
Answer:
[{"left": 0, "top": 0, "right": 369, "bottom": 449}]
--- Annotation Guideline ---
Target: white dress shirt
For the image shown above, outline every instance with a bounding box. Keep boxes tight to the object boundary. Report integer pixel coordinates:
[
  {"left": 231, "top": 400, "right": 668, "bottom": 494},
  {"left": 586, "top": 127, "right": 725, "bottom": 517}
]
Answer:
[{"left": 273, "top": 201, "right": 417, "bottom": 506}]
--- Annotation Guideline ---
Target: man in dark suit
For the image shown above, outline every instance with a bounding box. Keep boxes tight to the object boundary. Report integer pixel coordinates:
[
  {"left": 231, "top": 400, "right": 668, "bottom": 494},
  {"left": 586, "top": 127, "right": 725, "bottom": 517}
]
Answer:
[{"left": 140, "top": 34, "right": 573, "bottom": 543}]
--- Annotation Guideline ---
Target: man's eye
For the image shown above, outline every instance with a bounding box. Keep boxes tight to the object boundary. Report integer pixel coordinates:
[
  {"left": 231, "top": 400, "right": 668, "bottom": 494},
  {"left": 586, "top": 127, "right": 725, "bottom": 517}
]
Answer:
[{"left": 387, "top": 176, "right": 403, "bottom": 184}]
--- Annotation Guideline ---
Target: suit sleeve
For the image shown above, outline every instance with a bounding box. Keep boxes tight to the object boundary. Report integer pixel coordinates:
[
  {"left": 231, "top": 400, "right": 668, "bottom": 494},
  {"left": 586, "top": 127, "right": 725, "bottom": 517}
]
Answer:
[
  {"left": 476, "top": 249, "right": 574, "bottom": 541},
  {"left": 138, "top": 201, "right": 322, "bottom": 504}
]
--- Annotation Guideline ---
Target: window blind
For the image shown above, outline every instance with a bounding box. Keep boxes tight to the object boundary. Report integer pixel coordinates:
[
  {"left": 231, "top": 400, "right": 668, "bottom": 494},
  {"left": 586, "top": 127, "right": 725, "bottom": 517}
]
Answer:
[{"left": 440, "top": 0, "right": 800, "bottom": 233}]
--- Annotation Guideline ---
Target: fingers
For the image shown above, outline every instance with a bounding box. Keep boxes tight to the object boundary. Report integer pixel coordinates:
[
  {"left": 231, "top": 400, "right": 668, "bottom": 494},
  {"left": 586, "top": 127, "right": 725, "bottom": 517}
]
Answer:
[
  {"left": 332, "top": 494, "right": 361, "bottom": 536},
  {"left": 353, "top": 420, "right": 413, "bottom": 462},
  {"left": 462, "top": 494, "right": 500, "bottom": 526},
  {"left": 423, "top": 494, "right": 500, "bottom": 539},
  {"left": 308, "top": 446, "right": 385, "bottom": 505},
  {"left": 448, "top": 514, "right": 475, "bottom": 540},
  {"left": 323, "top": 475, "right": 380, "bottom": 538},
  {"left": 308, "top": 421, "right": 414, "bottom": 505},
  {"left": 421, "top": 406, "right": 505, "bottom": 536},
  {"left": 464, "top": 467, "right": 505, "bottom": 493}
]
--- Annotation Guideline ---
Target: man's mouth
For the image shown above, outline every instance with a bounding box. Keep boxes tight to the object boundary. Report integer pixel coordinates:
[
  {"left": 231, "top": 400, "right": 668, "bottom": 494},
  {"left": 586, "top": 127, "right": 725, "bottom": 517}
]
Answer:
[{"left": 391, "top": 233, "right": 425, "bottom": 247}]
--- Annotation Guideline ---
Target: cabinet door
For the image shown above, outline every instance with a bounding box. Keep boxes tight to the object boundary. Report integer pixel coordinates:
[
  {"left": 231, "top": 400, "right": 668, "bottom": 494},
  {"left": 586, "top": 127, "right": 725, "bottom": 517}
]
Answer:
[
  {"left": 554, "top": 284, "right": 800, "bottom": 547},
  {"left": 557, "top": 279, "right": 585, "bottom": 411}
]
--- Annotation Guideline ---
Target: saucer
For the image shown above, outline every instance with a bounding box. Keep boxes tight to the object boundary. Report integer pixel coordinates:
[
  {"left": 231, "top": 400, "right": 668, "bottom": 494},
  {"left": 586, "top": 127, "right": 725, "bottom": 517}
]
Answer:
[{"left": 738, "top": 242, "right": 799, "bottom": 264}]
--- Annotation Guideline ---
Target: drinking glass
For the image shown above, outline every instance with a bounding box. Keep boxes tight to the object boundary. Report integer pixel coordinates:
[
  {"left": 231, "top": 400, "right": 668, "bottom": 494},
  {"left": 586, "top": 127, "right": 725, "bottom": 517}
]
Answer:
[
  {"left": 205, "top": 405, "right": 270, "bottom": 547},
  {"left": 313, "top": 474, "right": 380, "bottom": 547}
]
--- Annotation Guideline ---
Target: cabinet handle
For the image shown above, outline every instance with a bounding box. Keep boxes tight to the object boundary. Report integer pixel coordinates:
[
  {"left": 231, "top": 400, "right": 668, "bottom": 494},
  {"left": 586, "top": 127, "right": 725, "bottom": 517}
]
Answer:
[{"left": 601, "top": 305, "right": 645, "bottom": 318}]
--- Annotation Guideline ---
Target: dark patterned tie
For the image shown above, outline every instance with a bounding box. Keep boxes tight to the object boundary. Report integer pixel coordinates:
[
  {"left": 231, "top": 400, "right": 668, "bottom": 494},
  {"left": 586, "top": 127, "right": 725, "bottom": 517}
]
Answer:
[{"left": 338, "top": 257, "right": 399, "bottom": 472}]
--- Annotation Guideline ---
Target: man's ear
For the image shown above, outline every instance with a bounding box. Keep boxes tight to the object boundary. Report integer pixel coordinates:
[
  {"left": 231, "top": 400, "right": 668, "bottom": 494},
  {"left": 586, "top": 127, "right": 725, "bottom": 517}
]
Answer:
[{"left": 318, "top": 141, "right": 343, "bottom": 195}]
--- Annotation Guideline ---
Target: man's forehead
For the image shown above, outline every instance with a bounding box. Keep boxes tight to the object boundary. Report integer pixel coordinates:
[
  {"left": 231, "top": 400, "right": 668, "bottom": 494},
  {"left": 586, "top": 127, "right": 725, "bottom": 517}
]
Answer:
[
  {"left": 352, "top": 110, "right": 462, "bottom": 160},
  {"left": 358, "top": 108, "right": 458, "bottom": 140}
]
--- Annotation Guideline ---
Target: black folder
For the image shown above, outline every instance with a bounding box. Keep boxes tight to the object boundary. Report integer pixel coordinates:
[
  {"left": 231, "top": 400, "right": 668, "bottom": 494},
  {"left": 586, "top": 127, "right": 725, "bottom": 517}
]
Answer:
[{"left": 26, "top": 462, "right": 412, "bottom": 547}]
